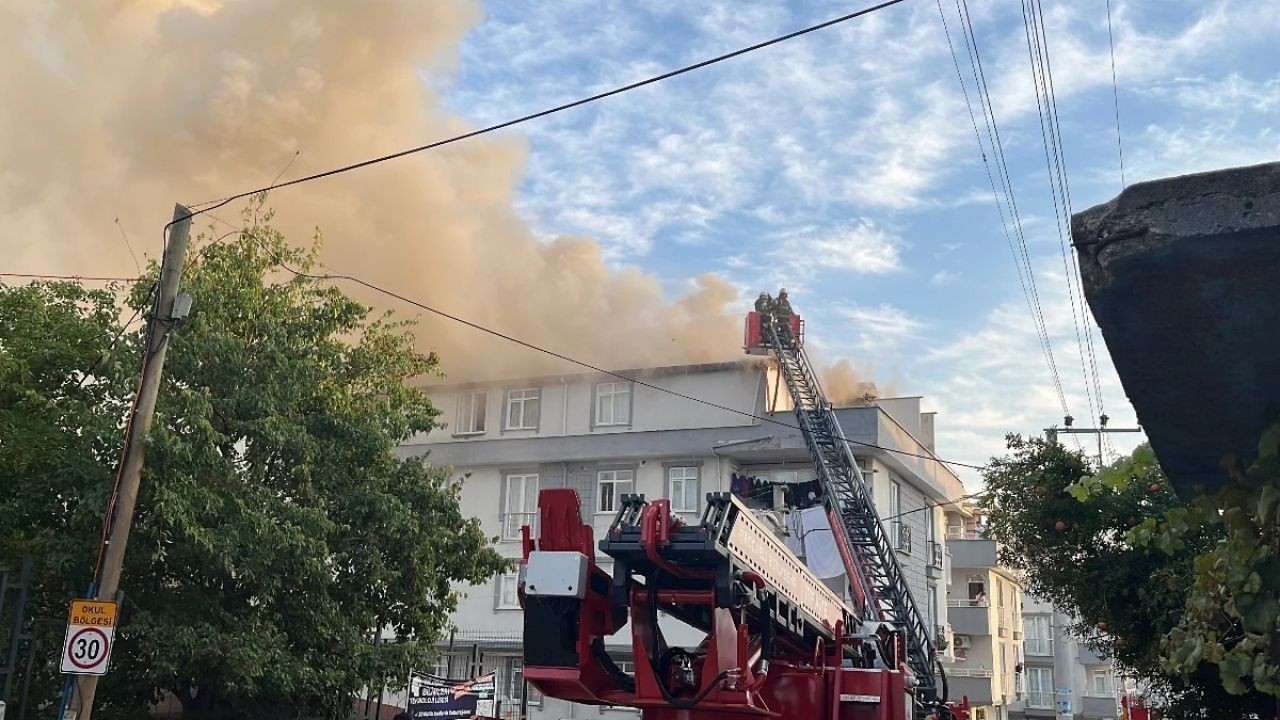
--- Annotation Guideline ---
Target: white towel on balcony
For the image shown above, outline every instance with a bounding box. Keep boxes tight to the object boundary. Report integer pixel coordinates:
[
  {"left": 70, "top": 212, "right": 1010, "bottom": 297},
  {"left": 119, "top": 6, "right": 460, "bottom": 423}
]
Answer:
[{"left": 800, "top": 506, "right": 844, "bottom": 579}]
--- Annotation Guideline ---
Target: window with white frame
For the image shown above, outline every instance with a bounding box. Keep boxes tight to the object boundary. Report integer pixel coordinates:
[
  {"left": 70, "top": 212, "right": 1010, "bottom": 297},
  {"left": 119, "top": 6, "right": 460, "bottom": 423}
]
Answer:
[
  {"left": 1026, "top": 667, "right": 1054, "bottom": 707},
  {"left": 597, "top": 469, "right": 635, "bottom": 513},
  {"left": 504, "top": 388, "right": 540, "bottom": 430},
  {"left": 509, "top": 658, "right": 542, "bottom": 707},
  {"left": 1024, "top": 615, "right": 1052, "bottom": 655},
  {"left": 1090, "top": 667, "right": 1113, "bottom": 694},
  {"left": 495, "top": 573, "right": 520, "bottom": 609},
  {"left": 502, "top": 473, "right": 539, "bottom": 540},
  {"left": 456, "top": 391, "right": 487, "bottom": 434},
  {"left": 668, "top": 466, "right": 700, "bottom": 512},
  {"left": 595, "top": 382, "right": 632, "bottom": 426}
]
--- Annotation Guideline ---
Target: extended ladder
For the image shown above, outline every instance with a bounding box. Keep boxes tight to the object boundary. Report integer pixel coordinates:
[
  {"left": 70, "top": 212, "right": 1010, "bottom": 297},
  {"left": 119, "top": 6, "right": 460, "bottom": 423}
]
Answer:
[{"left": 761, "top": 315, "right": 941, "bottom": 707}]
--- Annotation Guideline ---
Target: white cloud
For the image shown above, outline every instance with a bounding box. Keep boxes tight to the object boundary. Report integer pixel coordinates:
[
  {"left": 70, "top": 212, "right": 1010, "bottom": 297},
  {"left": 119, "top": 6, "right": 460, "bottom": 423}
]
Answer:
[
  {"left": 773, "top": 220, "right": 905, "bottom": 277},
  {"left": 930, "top": 269, "right": 959, "bottom": 286}
]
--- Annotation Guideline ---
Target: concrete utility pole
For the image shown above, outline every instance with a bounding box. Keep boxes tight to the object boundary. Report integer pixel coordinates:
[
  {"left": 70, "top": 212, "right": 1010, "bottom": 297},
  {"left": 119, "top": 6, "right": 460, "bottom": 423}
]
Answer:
[{"left": 74, "top": 205, "right": 192, "bottom": 720}]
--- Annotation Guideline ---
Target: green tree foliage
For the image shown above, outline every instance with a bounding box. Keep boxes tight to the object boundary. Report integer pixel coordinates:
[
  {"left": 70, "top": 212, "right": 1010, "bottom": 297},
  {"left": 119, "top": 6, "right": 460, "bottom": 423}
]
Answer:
[
  {"left": 0, "top": 213, "right": 506, "bottom": 718},
  {"left": 981, "top": 435, "right": 1277, "bottom": 718}
]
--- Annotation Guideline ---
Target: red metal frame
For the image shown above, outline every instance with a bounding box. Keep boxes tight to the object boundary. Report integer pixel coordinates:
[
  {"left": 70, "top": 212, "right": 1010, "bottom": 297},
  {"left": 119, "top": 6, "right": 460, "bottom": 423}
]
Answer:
[{"left": 520, "top": 490, "right": 973, "bottom": 720}]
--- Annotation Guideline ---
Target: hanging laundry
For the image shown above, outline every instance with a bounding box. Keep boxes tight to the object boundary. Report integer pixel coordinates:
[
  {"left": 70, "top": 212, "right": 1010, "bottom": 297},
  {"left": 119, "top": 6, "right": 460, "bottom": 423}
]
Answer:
[{"left": 800, "top": 506, "right": 844, "bottom": 579}]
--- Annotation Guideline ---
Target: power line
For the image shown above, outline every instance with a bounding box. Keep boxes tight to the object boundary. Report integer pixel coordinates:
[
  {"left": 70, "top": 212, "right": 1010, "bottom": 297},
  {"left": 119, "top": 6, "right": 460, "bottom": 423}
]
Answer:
[
  {"left": 1104, "top": 0, "right": 1126, "bottom": 189},
  {"left": 235, "top": 229, "right": 990, "bottom": 472},
  {"left": 938, "top": 0, "right": 1077, "bottom": 451},
  {"left": 114, "top": 218, "right": 141, "bottom": 275},
  {"left": 0, "top": 272, "right": 145, "bottom": 283},
  {"left": 1020, "top": 0, "right": 1098, "bottom": 432},
  {"left": 178, "top": 0, "right": 910, "bottom": 224},
  {"left": 1021, "top": 0, "right": 1109, "bottom": 439}
]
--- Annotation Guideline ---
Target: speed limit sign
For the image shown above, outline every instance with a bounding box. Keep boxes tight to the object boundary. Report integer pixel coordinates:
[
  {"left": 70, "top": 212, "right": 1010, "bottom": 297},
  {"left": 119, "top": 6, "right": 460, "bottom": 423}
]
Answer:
[{"left": 60, "top": 599, "right": 117, "bottom": 676}]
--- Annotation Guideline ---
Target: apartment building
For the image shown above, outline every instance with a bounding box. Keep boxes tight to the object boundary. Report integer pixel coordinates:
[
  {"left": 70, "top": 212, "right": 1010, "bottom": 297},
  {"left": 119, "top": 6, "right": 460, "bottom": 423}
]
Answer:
[
  {"left": 943, "top": 503, "right": 1025, "bottom": 720},
  {"left": 393, "top": 359, "right": 966, "bottom": 719},
  {"left": 1010, "top": 595, "right": 1122, "bottom": 720}
]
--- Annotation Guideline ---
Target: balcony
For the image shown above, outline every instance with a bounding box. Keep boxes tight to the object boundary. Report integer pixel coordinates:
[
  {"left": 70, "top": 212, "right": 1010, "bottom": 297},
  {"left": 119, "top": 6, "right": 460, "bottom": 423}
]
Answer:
[
  {"left": 500, "top": 512, "right": 536, "bottom": 541},
  {"left": 947, "top": 668, "right": 994, "bottom": 705},
  {"left": 1081, "top": 693, "right": 1119, "bottom": 717},
  {"left": 946, "top": 527, "right": 998, "bottom": 567},
  {"left": 948, "top": 601, "right": 990, "bottom": 636},
  {"left": 1077, "top": 642, "right": 1108, "bottom": 664}
]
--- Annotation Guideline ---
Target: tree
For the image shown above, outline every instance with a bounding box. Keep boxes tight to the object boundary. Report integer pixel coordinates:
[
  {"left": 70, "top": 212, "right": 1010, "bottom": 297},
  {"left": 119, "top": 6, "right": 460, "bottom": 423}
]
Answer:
[
  {"left": 980, "top": 435, "right": 1276, "bottom": 718},
  {"left": 0, "top": 211, "right": 506, "bottom": 718}
]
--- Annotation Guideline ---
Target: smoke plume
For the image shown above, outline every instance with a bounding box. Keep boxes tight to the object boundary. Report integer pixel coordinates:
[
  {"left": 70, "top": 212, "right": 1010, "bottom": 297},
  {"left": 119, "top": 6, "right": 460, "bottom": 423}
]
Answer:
[{"left": 0, "top": 0, "right": 747, "bottom": 381}]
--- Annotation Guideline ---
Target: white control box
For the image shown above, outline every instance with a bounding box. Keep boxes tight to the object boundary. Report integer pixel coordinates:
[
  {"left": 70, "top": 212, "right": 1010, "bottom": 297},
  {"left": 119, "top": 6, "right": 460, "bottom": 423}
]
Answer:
[{"left": 522, "top": 551, "right": 589, "bottom": 599}]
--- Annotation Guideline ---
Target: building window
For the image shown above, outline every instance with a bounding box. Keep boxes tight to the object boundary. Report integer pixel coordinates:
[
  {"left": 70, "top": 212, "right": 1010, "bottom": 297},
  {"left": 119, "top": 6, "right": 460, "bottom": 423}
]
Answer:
[
  {"left": 927, "top": 581, "right": 938, "bottom": 628},
  {"left": 1090, "top": 667, "right": 1113, "bottom": 694},
  {"left": 668, "top": 466, "right": 700, "bottom": 512},
  {"left": 1024, "top": 616, "right": 1052, "bottom": 655},
  {"left": 501, "top": 473, "right": 539, "bottom": 541},
  {"left": 505, "top": 388, "right": 540, "bottom": 430},
  {"left": 595, "top": 382, "right": 632, "bottom": 426},
  {"left": 598, "top": 469, "right": 635, "bottom": 513},
  {"left": 997, "top": 578, "right": 1005, "bottom": 608},
  {"left": 495, "top": 573, "right": 520, "bottom": 609},
  {"left": 1026, "top": 667, "right": 1053, "bottom": 708},
  {"left": 456, "top": 391, "right": 487, "bottom": 435},
  {"left": 889, "top": 479, "right": 903, "bottom": 549}
]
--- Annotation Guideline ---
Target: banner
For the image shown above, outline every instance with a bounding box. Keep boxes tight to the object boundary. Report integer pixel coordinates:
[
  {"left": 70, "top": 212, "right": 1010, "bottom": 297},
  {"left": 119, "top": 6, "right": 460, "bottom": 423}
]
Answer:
[{"left": 407, "top": 671, "right": 497, "bottom": 720}]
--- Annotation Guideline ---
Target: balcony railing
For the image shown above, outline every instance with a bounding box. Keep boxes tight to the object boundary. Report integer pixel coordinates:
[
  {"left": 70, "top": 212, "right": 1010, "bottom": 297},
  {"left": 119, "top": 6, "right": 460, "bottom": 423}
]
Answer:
[
  {"left": 947, "top": 667, "right": 993, "bottom": 678},
  {"left": 1024, "top": 638, "right": 1053, "bottom": 655},
  {"left": 500, "top": 512, "right": 536, "bottom": 541},
  {"left": 948, "top": 598, "right": 989, "bottom": 608},
  {"left": 928, "top": 540, "right": 944, "bottom": 569},
  {"left": 893, "top": 522, "right": 913, "bottom": 553},
  {"left": 1026, "top": 691, "right": 1054, "bottom": 709},
  {"left": 1083, "top": 689, "right": 1116, "bottom": 698},
  {"left": 946, "top": 527, "right": 986, "bottom": 540}
]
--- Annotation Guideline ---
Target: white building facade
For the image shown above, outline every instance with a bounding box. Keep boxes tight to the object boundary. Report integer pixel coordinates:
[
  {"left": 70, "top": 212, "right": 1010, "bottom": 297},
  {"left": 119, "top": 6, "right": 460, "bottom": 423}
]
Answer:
[
  {"left": 394, "top": 360, "right": 966, "bottom": 720},
  {"left": 1009, "top": 595, "right": 1122, "bottom": 720}
]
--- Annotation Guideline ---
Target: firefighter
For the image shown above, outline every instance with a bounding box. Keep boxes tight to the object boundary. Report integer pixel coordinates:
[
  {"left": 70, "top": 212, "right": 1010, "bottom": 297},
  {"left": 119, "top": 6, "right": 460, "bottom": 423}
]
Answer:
[
  {"left": 754, "top": 291, "right": 773, "bottom": 315},
  {"left": 775, "top": 288, "right": 793, "bottom": 319}
]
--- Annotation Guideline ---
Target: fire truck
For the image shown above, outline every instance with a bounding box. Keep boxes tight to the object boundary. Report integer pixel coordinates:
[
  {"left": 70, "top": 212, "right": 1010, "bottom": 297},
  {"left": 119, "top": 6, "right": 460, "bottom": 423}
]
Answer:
[{"left": 517, "top": 306, "right": 966, "bottom": 719}]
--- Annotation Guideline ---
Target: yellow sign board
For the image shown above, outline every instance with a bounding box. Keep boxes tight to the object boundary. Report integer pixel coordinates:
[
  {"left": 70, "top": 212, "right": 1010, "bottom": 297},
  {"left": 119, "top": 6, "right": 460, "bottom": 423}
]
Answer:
[{"left": 67, "top": 599, "right": 117, "bottom": 628}]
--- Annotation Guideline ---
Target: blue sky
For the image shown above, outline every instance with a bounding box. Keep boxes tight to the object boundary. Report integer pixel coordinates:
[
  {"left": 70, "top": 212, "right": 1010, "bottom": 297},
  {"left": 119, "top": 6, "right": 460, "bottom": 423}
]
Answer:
[{"left": 423, "top": 0, "right": 1280, "bottom": 477}]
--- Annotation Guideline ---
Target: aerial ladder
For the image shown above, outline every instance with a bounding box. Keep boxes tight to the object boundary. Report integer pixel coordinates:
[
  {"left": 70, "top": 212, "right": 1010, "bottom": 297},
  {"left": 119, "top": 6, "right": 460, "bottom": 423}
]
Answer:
[{"left": 517, "top": 302, "right": 962, "bottom": 720}]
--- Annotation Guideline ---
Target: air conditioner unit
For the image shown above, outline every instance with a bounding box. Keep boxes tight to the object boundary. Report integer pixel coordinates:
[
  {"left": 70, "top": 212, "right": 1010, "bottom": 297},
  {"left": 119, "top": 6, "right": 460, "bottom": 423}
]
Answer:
[{"left": 953, "top": 634, "right": 972, "bottom": 649}]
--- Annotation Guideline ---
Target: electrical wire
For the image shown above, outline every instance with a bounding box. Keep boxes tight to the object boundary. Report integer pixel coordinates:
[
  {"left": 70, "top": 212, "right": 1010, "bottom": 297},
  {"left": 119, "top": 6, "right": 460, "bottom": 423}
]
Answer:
[
  {"left": 937, "top": 0, "right": 1077, "bottom": 450},
  {"left": 1104, "top": 0, "right": 1126, "bottom": 190},
  {"left": 1021, "top": 0, "right": 1110, "bottom": 444},
  {"left": 235, "top": 228, "right": 989, "bottom": 472},
  {"left": 175, "top": 0, "right": 910, "bottom": 228},
  {"left": 0, "top": 272, "right": 145, "bottom": 283},
  {"left": 114, "top": 218, "right": 142, "bottom": 276},
  {"left": 1019, "top": 0, "right": 1099, "bottom": 435}
]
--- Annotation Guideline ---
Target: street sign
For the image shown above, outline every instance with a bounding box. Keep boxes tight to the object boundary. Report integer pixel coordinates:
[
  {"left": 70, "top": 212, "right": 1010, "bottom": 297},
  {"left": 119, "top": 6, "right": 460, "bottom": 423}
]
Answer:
[{"left": 59, "top": 599, "right": 117, "bottom": 676}]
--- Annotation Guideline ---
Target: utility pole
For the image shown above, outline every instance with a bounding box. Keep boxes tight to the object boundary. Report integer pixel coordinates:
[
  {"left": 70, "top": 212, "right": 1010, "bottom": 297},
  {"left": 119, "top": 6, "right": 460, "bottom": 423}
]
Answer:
[
  {"left": 73, "top": 205, "right": 191, "bottom": 720},
  {"left": 1045, "top": 414, "right": 1142, "bottom": 468}
]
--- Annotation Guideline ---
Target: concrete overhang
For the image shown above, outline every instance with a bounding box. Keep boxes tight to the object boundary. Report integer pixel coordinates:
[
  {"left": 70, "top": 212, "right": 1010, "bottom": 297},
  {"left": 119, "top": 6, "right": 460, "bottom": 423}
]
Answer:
[{"left": 1072, "top": 161, "right": 1280, "bottom": 496}]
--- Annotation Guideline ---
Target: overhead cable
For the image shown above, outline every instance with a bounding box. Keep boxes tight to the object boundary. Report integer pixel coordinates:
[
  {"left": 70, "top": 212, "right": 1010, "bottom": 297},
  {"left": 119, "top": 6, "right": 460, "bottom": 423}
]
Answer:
[{"left": 180, "top": 0, "right": 911, "bottom": 223}]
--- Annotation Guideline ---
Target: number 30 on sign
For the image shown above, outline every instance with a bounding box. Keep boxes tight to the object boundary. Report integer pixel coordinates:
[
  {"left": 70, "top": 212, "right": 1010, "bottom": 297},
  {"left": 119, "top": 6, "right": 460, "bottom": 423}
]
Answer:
[{"left": 60, "top": 599, "right": 118, "bottom": 676}]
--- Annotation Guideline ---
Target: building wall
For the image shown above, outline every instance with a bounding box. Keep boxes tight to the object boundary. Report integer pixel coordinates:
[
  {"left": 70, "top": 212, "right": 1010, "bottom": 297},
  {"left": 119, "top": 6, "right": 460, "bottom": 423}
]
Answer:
[{"left": 397, "top": 363, "right": 966, "bottom": 720}]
